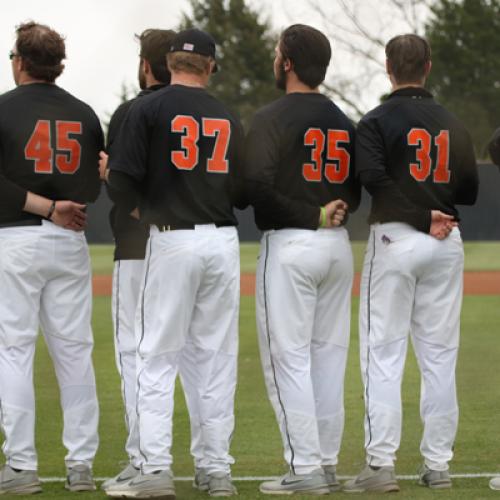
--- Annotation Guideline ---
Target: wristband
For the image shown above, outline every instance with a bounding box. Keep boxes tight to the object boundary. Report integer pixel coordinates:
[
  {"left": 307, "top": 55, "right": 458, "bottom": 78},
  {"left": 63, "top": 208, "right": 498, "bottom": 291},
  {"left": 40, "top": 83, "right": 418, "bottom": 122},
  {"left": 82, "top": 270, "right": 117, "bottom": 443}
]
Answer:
[
  {"left": 319, "top": 206, "right": 327, "bottom": 228},
  {"left": 47, "top": 200, "right": 56, "bottom": 220}
]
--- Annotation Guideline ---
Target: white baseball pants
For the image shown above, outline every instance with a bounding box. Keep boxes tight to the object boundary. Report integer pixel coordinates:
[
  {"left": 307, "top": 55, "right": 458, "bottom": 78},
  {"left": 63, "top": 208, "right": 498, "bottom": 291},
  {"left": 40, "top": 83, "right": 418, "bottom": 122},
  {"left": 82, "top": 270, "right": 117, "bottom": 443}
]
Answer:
[
  {"left": 360, "top": 223, "right": 464, "bottom": 471},
  {"left": 112, "top": 259, "right": 205, "bottom": 469},
  {"left": 135, "top": 225, "right": 239, "bottom": 474},
  {"left": 256, "top": 228, "right": 353, "bottom": 474},
  {"left": 0, "top": 221, "right": 99, "bottom": 471}
]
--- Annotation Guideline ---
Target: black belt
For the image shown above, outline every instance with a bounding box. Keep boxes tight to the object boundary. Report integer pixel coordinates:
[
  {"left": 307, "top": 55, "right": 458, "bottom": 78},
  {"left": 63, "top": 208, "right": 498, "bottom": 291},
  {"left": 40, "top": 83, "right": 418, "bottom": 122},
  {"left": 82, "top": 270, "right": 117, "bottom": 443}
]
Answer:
[
  {"left": 0, "top": 218, "right": 43, "bottom": 229},
  {"left": 156, "top": 222, "right": 234, "bottom": 232}
]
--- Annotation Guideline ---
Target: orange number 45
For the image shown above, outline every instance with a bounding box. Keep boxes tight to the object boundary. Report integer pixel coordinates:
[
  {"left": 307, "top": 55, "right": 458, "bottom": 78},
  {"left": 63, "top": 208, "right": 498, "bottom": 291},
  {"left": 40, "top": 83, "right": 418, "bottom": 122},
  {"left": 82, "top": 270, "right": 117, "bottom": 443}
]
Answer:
[{"left": 25, "top": 120, "right": 82, "bottom": 174}]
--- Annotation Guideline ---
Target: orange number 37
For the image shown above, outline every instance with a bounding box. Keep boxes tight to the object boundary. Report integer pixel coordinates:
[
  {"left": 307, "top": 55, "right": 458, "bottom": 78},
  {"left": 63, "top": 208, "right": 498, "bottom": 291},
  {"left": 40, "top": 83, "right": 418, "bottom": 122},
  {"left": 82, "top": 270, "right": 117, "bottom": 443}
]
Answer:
[
  {"left": 407, "top": 128, "right": 450, "bottom": 183},
  {"left": 171, "top": 115, "right": 230, "bottom": 173},
  {"left": 25, "top": 120, "right": 82, "bottom": 174}
]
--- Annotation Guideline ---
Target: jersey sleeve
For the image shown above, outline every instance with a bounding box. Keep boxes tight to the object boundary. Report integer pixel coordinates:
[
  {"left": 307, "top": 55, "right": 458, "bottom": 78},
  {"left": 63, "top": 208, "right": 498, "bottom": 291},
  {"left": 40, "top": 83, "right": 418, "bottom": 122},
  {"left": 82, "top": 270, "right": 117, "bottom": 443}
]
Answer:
[
  {"left": 356, "top": 116, "right": 431, "bottom": 233},
  {"left": 0, "top": 141, "right": 27, "bottom": 215},
  {"left": 489, "top": 127, "right": 500, "bottom": 168},
  {"left": 229, "top": 120, "right": 249, "bottom": 210},
  {"left": 108, "top": 100, "right": 150, "bottom": 182},
  {"left": 84, "top": 112, "right": 104, "bottom": 203},
  {"left": 244, "top": 112, "right": 320, "bottom": 229},
  {"left": 454, "top": 127, "right": 478, "bottom": 206}
]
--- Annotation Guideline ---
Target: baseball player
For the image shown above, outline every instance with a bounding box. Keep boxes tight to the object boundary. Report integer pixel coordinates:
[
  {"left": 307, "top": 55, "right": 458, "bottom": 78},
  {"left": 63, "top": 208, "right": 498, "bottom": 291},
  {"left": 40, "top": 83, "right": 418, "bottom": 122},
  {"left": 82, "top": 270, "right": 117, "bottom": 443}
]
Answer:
[
  {"left": 0, "top": 22, "right": 102, "bottom": 494},
  {"left": 487, "top": 129, "right": 500, "bottom": 492},
  {"left": 344, "top": 34, "right": 478, "bottom": 493},
  {"left": 98, "top": 28, "right": 176, "bottom": 492},
  {"left": 245, "top": 24, "right": 360, "bottom": 496},
  {"left": 105, "top": 29, "right": 246, "bottom": 499}
]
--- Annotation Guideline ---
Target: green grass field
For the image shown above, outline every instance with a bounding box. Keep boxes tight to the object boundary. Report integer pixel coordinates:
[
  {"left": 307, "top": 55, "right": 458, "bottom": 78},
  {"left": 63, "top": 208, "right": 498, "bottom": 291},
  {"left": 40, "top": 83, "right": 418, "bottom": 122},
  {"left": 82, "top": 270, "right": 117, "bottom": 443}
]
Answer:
[
  {"left": 90, "top": 241, "right": 500, "bottom": 275},
  {"left": 3, "top": 243, "right": 500, "bottom": 499}
]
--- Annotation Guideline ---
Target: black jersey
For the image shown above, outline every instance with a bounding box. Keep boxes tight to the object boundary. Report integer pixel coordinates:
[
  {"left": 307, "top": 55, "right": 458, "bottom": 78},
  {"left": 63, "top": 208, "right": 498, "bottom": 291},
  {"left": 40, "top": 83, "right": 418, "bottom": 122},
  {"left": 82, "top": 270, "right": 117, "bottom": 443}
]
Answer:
[
  {"left": 356, "top": 87, "right": 478, "bottom": 233},
  {"left": 108, "top": 84, "right": 245, "bottom": 227},
  {"left": 244, "top": 93, "right": 360, "bottom": 231},
  {"left": 107, "top": 85, "right": 165, "bottom": 261},
  {"left": 0, "top": 83, "right": 103, "bottom": 226}
]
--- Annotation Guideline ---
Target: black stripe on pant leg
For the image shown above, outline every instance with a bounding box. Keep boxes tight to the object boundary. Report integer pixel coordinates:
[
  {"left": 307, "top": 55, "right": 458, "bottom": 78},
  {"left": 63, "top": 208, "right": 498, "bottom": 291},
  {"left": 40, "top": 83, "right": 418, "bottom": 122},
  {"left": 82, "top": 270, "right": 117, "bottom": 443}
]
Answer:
[
  {"left": 137, "top": 239, "right": 153, "bottom": 467},
  {"left": 262, "top": 233, "right": 296, "bottom": 474},
  {"left": 365, "top": 232, "right": 376, "bottom": 463}
]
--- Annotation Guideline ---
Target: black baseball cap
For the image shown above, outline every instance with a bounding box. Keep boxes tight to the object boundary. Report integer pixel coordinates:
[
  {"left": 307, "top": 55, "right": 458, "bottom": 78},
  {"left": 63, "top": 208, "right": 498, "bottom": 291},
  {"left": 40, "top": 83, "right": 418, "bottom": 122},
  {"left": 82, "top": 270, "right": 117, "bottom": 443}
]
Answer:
[{"left": 169, "top": 28, "right": 218, "bottom": 73}]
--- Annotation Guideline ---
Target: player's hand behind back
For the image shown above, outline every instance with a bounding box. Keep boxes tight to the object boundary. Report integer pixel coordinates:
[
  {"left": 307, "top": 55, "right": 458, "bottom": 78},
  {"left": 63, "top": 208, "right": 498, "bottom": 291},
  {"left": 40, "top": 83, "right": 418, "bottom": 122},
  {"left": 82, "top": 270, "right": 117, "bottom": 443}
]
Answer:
[
  {"left": 430, "top": 210, "right": 457, "bottom": 240},
  {"left": 50, "top": 201, "right": 87, "bottom": 232},
  {"left": 323, "top": 199, "right": 348, "bottom": 228}
]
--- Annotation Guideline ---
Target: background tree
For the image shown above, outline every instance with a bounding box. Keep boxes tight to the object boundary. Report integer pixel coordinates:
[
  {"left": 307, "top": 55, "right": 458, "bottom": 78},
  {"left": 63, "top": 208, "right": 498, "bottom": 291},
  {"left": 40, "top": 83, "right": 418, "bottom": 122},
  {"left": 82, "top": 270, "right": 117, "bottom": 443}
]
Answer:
[
  {"left": 426, "top": 0, "right": 500, "bottom": 154},
  {"left": 305, "top": 0, "right": 432, "bottom": 117},
  {"left": 180, "top": 0, "right": 281, "bottom": 128}
]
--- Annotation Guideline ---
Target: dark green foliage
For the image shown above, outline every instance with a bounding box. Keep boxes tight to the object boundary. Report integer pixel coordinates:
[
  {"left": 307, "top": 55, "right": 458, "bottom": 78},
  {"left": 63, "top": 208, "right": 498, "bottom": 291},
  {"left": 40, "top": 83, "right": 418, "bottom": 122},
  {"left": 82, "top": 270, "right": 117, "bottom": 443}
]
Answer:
[
  {"left": 180, "top": 0, "right": 281, "bottom": 129},
  {"left": 426, "top": 0, "right": 500, "bottom": 155}
]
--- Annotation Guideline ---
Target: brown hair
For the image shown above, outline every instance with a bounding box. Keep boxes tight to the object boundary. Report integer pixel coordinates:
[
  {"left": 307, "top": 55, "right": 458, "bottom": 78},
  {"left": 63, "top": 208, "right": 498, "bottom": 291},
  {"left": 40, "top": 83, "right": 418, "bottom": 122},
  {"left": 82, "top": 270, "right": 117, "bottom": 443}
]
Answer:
[
  {"left": 137, "top": 29, "right": 176, "bottom": 84},
  {"left": 385, "top": 34, "right": 431, "bottom": 84},
  {"left": 15, "top": 21, "right": 65, "bottom": 82},
  {"left": 166, "top": 51, "right": 211, "bottom": 76},
  {"left": 279, "top": 24, "right": 331, "bottom": 89}
]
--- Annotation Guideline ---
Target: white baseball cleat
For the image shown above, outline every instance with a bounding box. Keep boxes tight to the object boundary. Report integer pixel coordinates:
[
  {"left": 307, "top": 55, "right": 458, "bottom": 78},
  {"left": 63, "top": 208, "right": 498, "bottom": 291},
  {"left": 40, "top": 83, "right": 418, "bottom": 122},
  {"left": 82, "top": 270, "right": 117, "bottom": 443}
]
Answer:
[
  {"left": 260, "top": 468, "right": 329, "bottom": 495},
  {"left": 101, "top": 463, "right": 140, "bottom": 491}
]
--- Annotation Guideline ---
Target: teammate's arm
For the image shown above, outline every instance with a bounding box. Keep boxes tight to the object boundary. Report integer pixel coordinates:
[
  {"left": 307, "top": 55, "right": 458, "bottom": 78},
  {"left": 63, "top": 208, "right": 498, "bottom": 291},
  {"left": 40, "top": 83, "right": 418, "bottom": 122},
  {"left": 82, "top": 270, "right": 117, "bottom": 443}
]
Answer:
[
  {"left": 244, "top": 114, "right": 321, "bottom": 229},
  {"left": 23, "top": 192, "right": 87, "bottom": 230},
  {"left": 454, "top": 129, "right": 478, "bottom": 205},
  {"left": 107, "top": 101, "right": 149, "bottom": 213},
  {"left": 488, "top": 127, "right": 500, "bottom": 169},
  {"left": 356, "top": 117, "right": 432, "bottom": 233}
]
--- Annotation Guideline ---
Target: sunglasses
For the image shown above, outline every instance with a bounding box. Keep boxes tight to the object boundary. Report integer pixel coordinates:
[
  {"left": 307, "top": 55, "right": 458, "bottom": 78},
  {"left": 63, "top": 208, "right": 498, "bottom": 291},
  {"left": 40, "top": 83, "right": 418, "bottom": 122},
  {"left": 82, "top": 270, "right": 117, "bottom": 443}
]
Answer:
[{"left": 9, "top": 51, "right": 19, "bottom": 60}]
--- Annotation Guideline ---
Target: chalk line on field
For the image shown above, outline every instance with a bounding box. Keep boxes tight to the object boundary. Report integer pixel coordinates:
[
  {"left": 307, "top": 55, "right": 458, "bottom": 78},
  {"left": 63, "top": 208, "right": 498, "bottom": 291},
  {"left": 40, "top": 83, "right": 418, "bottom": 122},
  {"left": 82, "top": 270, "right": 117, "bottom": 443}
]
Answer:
[{"left": 40, "top": 473, "right": 500, "bottom": 482}]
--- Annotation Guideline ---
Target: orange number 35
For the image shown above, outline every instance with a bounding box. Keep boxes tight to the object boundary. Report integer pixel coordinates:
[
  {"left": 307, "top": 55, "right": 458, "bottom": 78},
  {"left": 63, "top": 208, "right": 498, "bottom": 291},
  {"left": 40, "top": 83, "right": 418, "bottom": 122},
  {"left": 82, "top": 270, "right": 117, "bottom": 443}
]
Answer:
[{"left": 303, "top": 128, "right": 350, "bottom": 183}]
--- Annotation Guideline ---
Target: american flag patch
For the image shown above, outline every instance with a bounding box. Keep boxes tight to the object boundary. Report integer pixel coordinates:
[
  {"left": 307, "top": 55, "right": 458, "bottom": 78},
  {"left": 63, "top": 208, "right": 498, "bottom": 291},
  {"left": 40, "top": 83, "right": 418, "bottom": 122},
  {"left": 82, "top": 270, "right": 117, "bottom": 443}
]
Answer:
[{"left": 183, "top": 43, "right": 194, "bottom": 51}]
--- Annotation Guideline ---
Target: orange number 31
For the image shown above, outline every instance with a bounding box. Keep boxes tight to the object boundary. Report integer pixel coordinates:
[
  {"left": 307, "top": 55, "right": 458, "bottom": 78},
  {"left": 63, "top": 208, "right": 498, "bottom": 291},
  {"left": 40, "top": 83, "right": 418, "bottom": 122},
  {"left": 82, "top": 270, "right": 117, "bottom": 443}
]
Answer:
[{"left": 408, "top": 128, "right": 450, "bottom": 183}]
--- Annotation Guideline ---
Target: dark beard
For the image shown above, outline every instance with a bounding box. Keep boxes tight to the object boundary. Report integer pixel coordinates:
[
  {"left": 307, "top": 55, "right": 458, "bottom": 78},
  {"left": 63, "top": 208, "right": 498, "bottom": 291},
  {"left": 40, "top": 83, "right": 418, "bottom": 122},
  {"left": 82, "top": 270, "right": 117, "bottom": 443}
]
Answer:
[{"left": 275, "top": 64, "right": 286, "bottom": 90}]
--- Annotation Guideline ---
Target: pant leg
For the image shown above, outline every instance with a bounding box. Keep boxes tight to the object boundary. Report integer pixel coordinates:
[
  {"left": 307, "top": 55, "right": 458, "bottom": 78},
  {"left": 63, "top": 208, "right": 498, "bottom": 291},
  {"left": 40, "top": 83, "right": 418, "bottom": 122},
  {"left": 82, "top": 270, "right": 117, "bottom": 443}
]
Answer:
[
  {"left": 311, "top": 228, "right": 353, "bottom": 466},
  {"left": 185, "top": 226, "right": 239, "bottom": 475},
  {"left": 359, "top": 224, "right": 417, "bottom": 467},
  {"left": 411, "top": 228, "right": 464, "bottom": 471},
  {"left": 256, "top": 229, "right": 328, "bottom": 475},
  {"left": 112, "top": 259, "right": 144, "bottom": 467},
  {"left": 39, "top": 230, "right": 98, "bottom": 468},
  {"left": 178, "top": 340, "right": 205, "bottom": 469},
  {"left": 136, "top": 230, "right": 200, "bottom": 473},
  {"left": 0, "top": 227, "right": 45, "bottom": 471}
]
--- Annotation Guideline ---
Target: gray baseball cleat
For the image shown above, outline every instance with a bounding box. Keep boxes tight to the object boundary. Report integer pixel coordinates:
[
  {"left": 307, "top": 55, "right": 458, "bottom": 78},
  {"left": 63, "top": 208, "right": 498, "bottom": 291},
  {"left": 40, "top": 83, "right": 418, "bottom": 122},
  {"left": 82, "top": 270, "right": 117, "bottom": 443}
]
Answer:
[
  {"left": 260, "top": 468, "right": 330, "bottom": 495},
  {"left": 105, "top": 469, "right": 175, "bottom": 499},
  {"left": 489, "top": 476, "right": 500, "bottom": 490},
  {"left": 101, "top": 463, "right": 140, "bottom": 491},
  {"left": 0, "top": 464, "right": 42, "bottom": 495},
  {"left": 322, "top": 465, "right": 341, "bottom": 492},
  {"left": 65, "top": 464, "right": 96, "bottom": 492},
  {"left": 193, "top": 467, "right": 209, "bottom": 491},
  {"left": 207, "top": 472, "right": 237, "bottom": 497},
  {"left": 418, "top": 464, "right": 452, "bottom": 489},
  {"left": 343, "top": 464, "right": 399, "bottom": 493}
]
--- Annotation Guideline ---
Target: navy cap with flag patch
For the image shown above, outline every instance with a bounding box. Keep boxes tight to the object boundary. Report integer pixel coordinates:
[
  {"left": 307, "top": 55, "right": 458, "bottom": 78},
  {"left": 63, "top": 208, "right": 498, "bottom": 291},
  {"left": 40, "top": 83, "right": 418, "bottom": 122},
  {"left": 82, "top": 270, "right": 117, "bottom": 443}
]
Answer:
[{"left": 169, "top": 28, "right": 218, "bottom": 72}]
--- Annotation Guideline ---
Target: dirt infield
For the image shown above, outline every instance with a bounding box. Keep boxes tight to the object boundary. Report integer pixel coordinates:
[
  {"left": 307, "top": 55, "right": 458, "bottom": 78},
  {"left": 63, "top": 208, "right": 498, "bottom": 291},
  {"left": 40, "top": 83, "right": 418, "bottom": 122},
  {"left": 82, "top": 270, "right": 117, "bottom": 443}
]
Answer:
[{"left": 93, "top": 271, "right": 500, "bottom": 297}]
